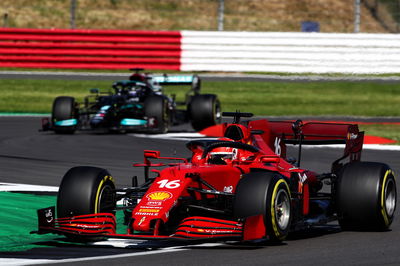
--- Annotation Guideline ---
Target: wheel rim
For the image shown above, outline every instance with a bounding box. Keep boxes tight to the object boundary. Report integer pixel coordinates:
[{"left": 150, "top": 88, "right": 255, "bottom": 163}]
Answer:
[
  {"left": 275, "top": 189, "right": 291, "bottom": 230},
  {"left": 214, "top": 102, "right": 221, "bottom": 124},
  {"left": 384, "top": 178, "right": 396, "bottom": 217},
  {"left": 98, "top": 184, "right": 115, "bottom": 213}
]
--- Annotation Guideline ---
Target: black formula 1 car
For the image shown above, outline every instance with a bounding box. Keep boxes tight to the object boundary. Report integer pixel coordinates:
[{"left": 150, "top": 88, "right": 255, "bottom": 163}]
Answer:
[
  {"left": 34, "top": 112, "right": 397, "bottom": 243},
  {"left": 42, "top": 69, "right": 221, "bottom": 134}
]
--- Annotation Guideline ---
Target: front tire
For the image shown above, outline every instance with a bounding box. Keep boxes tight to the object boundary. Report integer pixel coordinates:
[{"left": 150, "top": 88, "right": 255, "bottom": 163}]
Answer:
[
  {"left": 144, "top": 95, "right": 169, "bottom": 134},
  {"left": 57, "top": 166, "right": 116, "bottom": 218},
  {"left": 336, "top": 162, "right": 397, "bottom": 231},
  {"left": 188, "top": 94, "right": 221, "bottom": 132},
  {"left": 52, "top": 96, "right": 77, "bottom": 134},
  {"left": 235, "top": 172, "right": 292, "bottom": 242}
]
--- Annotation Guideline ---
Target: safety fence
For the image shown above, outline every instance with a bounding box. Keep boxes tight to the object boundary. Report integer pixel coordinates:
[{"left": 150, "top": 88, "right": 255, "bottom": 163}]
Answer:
[
  {"left": 0, "top": 28, "right": 182, "bottom": 70},
  {"left": 1, "top": 28, "right": 400, "bottom": 74}
]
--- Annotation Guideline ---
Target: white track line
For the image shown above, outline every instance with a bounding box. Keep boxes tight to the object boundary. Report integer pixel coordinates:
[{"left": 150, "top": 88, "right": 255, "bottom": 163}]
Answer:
[
  {"left": 0, "top": 182, "right": 58, "bottom": 192},
  {"left": 0, "top": 243, "right": 223, "bottom": 266},
  {"left": 302, "top": 144, "right": 400, "bottom": 151},
  {"left": 128, "top": 132, "right": 206, "bottom": 141}
]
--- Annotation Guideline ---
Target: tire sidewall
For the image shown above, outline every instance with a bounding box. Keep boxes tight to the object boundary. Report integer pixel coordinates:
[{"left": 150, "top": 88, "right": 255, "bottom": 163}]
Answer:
[
  {"left": 57, "top": 166, "right": 116, "bottom": 218},
  {"left": 265, "top": 176, "right": 292, "bottom": 241},
  {"left": 189, "top": 94, "right": 220, "bottom": 131},
  {"left": 234, "top": 172, "right": 291, "bottom": 242},
  {"left": 380, "top": 169, "right": 397, "bottom": 227},
  {"left": 91, "top": 174, "right": 115, "bottom": 214},
  {"left": 52, "top": 96, "right": 77, "bottom": 134},
  {"left": 336, "top": 161, "right": 396, "bottom": 230},
  {"left": 144, "top": 95, "right": 169, "bottom": 133}
]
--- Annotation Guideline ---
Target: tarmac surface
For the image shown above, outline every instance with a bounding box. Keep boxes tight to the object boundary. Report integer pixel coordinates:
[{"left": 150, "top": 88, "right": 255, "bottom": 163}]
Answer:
[
  {"left": 2, "top": 70, "right": 400, "bottom": 83},
  {"left": 0, "top": 117, "right": 399, "bottom": 265}
]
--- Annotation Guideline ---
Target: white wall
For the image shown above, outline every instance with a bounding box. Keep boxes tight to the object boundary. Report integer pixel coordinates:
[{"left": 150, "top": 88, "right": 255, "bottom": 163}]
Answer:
[{"left": 180, "top": 31, "right": 400, "bottom": 74}]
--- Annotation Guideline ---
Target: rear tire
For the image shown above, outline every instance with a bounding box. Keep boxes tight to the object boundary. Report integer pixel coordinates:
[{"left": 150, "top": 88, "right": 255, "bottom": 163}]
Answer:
[
  {"left": 52, "top": 96, "right": 77, "bottom": 134},
  {"left": 235, "top": 172, "right": 292, "bottom": 242},
  {"left": 336, "top": 162, "right": 397, "bottom": 231},
  {"left": 57, "top": 166, "right": 116, "bottom": 218},
  {"left": 144, "top": 95, "right": 169, "bottom": 134},
  {"left": 188, "top": 94, "right": 221, "bottom": 132}
]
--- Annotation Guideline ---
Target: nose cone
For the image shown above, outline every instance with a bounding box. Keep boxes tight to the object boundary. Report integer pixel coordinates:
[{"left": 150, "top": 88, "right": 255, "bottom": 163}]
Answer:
[
  {"left": 90, "top": 116, "right": 105, "bottom": 128},
  {"left": 133, "top": 216, "right": 152, "bottom": 232}
]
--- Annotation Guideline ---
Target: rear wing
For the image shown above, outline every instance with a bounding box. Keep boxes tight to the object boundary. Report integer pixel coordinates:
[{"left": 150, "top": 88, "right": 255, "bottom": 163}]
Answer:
[
  {"left": 248, "top": 119, "right": 364, "bottom": 171},
  {"left": 153, "top": 75, "right": 200, "bottom": 92},
  {"left": 268, "top": 120, "right": 363, "bottom": 145}
]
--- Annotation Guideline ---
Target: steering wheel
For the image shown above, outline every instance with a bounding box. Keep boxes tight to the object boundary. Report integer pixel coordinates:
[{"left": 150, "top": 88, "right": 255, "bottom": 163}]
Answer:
[{"left": 201, "top": 141, "right": 259, "bottom": 159}]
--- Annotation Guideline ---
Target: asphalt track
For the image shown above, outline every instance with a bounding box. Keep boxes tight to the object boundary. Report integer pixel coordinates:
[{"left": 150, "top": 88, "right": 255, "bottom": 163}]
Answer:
[
  {"left": 2, "top": 70, "right": 400, "bottom": 83},
  {"left": 0, "top": 116, "right": 400, "bottom": 265}
]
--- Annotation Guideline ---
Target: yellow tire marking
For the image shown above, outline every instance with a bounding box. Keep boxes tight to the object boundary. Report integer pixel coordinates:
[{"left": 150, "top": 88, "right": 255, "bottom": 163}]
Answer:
[
  {"left": 270, "top": 179, "right": 291, "bottom": 239},
  {"left": 94, "top": 175, "right": 113, "bottom": 213},
  {"left": 380, "top": 170, "right": 393, "bottom": 226}
]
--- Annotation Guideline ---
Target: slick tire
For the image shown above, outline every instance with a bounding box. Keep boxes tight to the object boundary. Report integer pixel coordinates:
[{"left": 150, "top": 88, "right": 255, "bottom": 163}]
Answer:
[
  {"left": 52, "top": 96, "right": 77, "bottom": 134},
  {"left": 188, "top": 94, "right": 221, "bottom": 132},
  {"left": 235, "top": 172, "right": 292, "bottom": 242},
  {"left": 336, "top": 162, "right": 397, "bottom": 231},
  {"left": 144, "top": 95, "right": 169, "bottom": 134},
  {"left": 57, "top": 166, "right": 116, "bottom": 218}
]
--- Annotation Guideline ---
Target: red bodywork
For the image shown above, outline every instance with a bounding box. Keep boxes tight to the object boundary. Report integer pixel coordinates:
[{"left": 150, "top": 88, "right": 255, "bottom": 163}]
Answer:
[{"left": 36, "top": 116, "right": 364, "bottom": 242}]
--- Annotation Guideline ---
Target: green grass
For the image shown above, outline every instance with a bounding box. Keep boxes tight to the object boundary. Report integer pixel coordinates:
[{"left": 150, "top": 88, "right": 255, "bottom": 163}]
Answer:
[
  {"left": 359, "top": 124, "right": 400, "bottom": 143},
  {"left": 0, "top": 79, "right": 111, "bottom": 113},
  {"left": 204, "top": 81, "right": 400, "bottom": 117},
  {"left": 2, "top": 79, "right": 400, "bottom": 116}
]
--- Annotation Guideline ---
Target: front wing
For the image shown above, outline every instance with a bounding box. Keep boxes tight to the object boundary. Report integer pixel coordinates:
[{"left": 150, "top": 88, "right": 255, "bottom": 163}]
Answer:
[{"left": 33, "top": 207, "right": 244, "bottom": 241}]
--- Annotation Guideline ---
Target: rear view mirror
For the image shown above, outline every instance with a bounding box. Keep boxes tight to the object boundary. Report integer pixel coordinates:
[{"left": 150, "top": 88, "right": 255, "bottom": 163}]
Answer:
[
  {"left": 260, "top": 155, "right": 280, "bottom": 163},
  {"left": 144, "top": 150, "right": 160, "bottom": 159}
]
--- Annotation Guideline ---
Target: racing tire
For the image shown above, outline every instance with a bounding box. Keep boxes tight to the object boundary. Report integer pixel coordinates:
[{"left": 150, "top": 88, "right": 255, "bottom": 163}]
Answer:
[
  {"left": 188, "top": 94, "right": 221, "bottom": 132},
  {"left": 235, "top": 172, "right": 292, "bottom": 242},
  {"left": 336, "top": 162, "right": 396, "bottom": 231},
  {"left": 144, "top": 95, "right": 169, "bottom": 134},
  {"left": 57, "top": 166, "right": 116, "bottom": 218},
  {"left": 52, "top": 96, "right": 77, "bottom": 134}
]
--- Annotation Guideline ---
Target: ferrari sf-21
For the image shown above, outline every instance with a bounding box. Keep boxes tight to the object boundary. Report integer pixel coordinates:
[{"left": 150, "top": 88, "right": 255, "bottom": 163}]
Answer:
[
  {"left": 34, "top": 112, "right": 397, "bottom": 243},
  {"left": 42, "top": 69, "right": 221, "bottom": 134}
]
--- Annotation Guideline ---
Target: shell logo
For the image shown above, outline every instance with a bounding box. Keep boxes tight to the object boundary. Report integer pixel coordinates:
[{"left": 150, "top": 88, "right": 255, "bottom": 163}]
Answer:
[{"left": 147, "top": 191, "right": 172, "bottom": 201}]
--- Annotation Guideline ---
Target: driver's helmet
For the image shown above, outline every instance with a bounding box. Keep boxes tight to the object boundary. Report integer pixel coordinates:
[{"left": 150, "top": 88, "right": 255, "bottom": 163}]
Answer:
[
  {"left": 130, "top": 73, "right": 146, "bottom": 82},
  {"left": 208, "top": 146, "right": 237, "bottom": 165},
  {"left": 128, "top": 90, "right": 138, "bottom": 98}
]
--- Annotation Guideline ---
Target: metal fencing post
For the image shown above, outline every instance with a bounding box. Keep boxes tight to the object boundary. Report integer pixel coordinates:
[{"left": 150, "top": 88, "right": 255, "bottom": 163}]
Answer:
[
  {"left": 70, "top": 0, "right": 76, "bottom": 29},
  {"left": 3, "top": 13, "right": 8, "bottom": 27},
  {"left": 218, "top": 0, "right": 224, "bottom": 31},
  {"left": 354, "top": 0, "right": 361, "bottom": 33}
]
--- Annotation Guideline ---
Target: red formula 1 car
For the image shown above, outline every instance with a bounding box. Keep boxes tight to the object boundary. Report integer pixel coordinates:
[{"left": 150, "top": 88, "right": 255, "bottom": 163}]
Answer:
[{"left": 34, "top": 112, "right": 397, "bottom": 243}]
